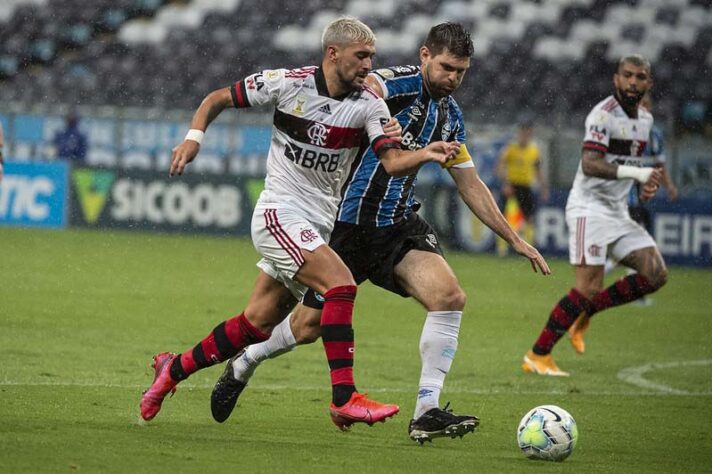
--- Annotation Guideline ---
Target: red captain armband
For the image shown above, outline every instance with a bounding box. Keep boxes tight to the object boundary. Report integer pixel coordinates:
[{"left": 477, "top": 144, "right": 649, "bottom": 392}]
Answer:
[
  {"left": 371, "top": 135, "right": 400, "bottom": 157},
  {"left": 582, "top": 141, "right": 607, "bottom": 154},
  {"left": 230, "top": 81, "right": 251, "bottom": 108}
]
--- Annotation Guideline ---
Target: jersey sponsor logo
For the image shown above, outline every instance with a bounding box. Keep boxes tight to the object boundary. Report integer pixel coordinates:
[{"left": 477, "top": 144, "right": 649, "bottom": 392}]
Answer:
[
  {"left": 401, "top": 131, "right": 422, "bottom": 151},
  {"left": 284, "top": 141, "right": 340, "bottom": 172},
  {"left": 246, "top": 73, "right": 265, "bottom": 91},
  {"left": 609, "top": 138, "right": 647, "bottom": 157},
  {"left": 300, "top": 227, "right": 318, "bottom": 243},
  {"left": 307, "top": 122, "right": 329, "bottom": 146},
  {"left": 426, "top": 233, "right": 438, "bottom": 248},
  {"left": 391, "top": 65, "right": 416, "bottom": 74},
  {"left": 317, "top": 103, "right": 332, "bottom": 115},
  {"left": 614, "top": 157, "right": 643, "bottom": 167},
  {"left": 589, "top": 125, "right": 607, "bottom": 142}
]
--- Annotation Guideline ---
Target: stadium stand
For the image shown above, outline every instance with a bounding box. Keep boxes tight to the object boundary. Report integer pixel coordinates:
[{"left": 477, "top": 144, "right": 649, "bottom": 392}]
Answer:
[{"left": 0, "top": 0, "right": 711, "bottom": 127}]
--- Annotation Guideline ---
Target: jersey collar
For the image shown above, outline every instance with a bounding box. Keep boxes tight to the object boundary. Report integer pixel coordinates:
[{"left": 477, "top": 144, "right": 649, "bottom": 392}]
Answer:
[{"left": 315, "top": 67, "right": 352, "bottom": 101}]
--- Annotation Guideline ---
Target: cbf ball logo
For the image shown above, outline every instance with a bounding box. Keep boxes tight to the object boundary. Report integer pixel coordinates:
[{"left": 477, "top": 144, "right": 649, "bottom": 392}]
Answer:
[{"left": 307, "top": 123, "right": 329, "bottom": 146}]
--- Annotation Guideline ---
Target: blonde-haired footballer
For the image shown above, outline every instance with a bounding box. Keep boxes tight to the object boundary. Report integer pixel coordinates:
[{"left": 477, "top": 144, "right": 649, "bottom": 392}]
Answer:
[
  {"left": 211, "top": 23, "right": 550, "bottom": 444},
  {"left": 140, "top": 17, "right": 463, "bottom": 429}
]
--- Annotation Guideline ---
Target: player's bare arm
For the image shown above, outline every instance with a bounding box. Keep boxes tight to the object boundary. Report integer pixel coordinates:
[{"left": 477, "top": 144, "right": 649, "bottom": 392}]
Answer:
[
  {"left": 449, "top": 166, "right": 550, "bottom": 275},
  {"left": 581, "top": 149, "right": 662, "bottom": 187},
  {"left": 380, "top": 141, "right": 460, "bottom": 177},
  {"left": 169, "top": 87, "right": 234, "bottom": 177},
  {"left": 659, "top": 164, "right": 679, "bottom": 200}
]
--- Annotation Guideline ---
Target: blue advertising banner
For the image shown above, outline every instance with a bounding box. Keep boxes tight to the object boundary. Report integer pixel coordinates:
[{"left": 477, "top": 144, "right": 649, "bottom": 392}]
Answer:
[
  {"left": 0, "top": 161, "right": 69, "bottom": 228},
  {"left": 443, "top": 187, "right": 712, "bottom": 267}
]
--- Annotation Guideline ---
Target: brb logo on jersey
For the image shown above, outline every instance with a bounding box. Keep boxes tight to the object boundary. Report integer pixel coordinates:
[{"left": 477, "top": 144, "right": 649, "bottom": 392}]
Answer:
[{"left": 307, "top": 123, "right": 329, "bottom": 146}]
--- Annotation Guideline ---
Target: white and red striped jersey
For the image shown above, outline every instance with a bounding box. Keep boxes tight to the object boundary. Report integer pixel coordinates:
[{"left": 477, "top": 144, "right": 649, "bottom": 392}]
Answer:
[
  {"left": 230, "top": 66, "right": 398, "bottom": 231},
  {"left": 566, "top": 95, "right": 654, "bottom": 218}
]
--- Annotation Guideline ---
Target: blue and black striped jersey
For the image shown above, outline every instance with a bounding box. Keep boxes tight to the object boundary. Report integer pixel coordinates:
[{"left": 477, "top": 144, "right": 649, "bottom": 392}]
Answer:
[{"left": 337, "top": 65, "right": 470, "bottom": 227}]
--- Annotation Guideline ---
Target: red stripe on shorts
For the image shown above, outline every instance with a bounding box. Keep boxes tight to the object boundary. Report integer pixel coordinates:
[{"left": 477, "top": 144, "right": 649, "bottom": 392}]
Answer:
[{"left": 264, "top": 209, "right": 305, "bottom": 266}]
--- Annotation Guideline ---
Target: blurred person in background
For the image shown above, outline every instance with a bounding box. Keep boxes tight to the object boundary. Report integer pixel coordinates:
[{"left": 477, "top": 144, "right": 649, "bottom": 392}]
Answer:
[
  {"left": 53, "top": 111, "right": 87, "bottom": 164},
  {"left": 522, "top": 55, "right": 668, "bottom": 376},
  {"left": 601, "top": 92, "right": 678, "bottom": 307},
  {"left": 496, "top": 120, "right": 548, "bottom": 255}
]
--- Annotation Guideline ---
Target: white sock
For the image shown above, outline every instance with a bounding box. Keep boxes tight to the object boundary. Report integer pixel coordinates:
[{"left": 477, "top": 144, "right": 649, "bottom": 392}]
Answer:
[
  {"left": 231, "top": 312, "right": 297, "bottom": 382},
  {"left": 604, "top": 258, "right": 617, "bottom": 275},
  {"left": 414, "top": 310, "right": 462, "bottom": 420}
]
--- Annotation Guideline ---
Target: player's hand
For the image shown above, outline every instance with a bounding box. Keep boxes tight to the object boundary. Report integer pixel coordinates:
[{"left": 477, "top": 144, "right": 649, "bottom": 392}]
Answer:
[
  {"left": 639, "top": 168, "right": 662, "bottom": 202},
  {"left": 667, "top": 184, "right": 679, "bottom": 201},
  {"left": 639, "top": 182, "right": 658, "bottom": 202},
  {"left": 425, "top": 141, "right": 460, "bottom": 165},
  {"left": 511, "top": 238, "right": 551, "bottom": 275},
  {"left": 382, "top": 118, "right": 402, "bottom": 142},
  {"left": 169, "top": 140, "right": 200, "bottom": 176}
]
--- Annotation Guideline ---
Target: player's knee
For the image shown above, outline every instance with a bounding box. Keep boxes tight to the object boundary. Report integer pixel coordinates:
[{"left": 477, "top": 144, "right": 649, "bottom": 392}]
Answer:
[
  {"left": 323, "top": 266, "right": 356, "bottom": 290},
  {"left": 648, "top": 267, "right": 668, "bottom": 290},
  {"left": 431, "top": 286, "right": 466, "bottom": 311}
]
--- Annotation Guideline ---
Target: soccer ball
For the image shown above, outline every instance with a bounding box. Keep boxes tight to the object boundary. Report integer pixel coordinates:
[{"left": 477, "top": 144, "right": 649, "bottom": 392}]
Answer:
[{"left": 517, "top": 405, "right": 578, "bottom": 462}]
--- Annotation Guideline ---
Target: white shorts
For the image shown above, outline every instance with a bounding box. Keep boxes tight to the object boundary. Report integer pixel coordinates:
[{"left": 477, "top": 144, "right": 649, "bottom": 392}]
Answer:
[
  {"left": 251, "top": 204, "right": 330, "bottom": 298},
  {"left": 567, "top": 214, "right": 656, "bottom": 266}
]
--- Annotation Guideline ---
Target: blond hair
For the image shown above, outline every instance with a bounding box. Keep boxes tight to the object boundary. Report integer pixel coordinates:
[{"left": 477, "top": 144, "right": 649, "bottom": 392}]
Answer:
[{"left": 321, "top": 17, "right": 376, "bottom": 52}]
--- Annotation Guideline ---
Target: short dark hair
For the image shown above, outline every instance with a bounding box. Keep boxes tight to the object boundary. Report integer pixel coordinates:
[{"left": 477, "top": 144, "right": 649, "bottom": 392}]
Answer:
[{"left": 423, "top": 23, "right": 474, "bottom": 59}]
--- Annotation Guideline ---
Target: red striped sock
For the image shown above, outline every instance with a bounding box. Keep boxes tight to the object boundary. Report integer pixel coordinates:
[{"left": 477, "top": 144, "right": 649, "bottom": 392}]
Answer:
[
  {"left": 321, "top": 285, "right": 357, "bottom": 406},
  {"left": 589, "top": 274, "right": 656, "bottom": 316},
  {"left": 533, "top": 289, "right": 592, "bottom": 355},
  {"left": 170, "top": 312, "right": 268, "bottom": 381}
]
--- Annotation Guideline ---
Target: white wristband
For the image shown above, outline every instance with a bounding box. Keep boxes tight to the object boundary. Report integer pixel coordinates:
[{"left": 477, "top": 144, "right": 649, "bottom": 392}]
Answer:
[
  {"left": 184, "top": 129, "right": 204, "bottom": 145},
  {"left": 616, "top": 165, "right": 652, "bottom": 183}
]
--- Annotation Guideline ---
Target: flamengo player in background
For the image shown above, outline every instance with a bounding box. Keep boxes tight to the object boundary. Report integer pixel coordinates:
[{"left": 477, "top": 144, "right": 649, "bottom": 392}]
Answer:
[
  {"left": 140, "top": 17, "right": 461, "bottom": 428},
  {"left": 210, "top": 23, "right": 550, "bottom": 443},
  {"left": 523, "top": 54, "right": 667, "bottom": 376},
  {"left": 600, "top": 92, "right": 678, "bottom": 310}
]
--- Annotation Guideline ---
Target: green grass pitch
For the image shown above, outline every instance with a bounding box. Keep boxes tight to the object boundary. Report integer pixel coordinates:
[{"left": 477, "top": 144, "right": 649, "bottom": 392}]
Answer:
[{"left": 1, "top": 227, "right": 711, "bottom": 473}]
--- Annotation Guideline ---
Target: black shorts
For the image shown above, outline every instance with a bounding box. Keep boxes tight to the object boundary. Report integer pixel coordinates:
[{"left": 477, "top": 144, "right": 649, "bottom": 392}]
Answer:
[
  {"left": 512, "top": 185, "right": 535, "bottom": 219},
  {"left": 302, "top": 213, "right": 444, "bottom": 308}
]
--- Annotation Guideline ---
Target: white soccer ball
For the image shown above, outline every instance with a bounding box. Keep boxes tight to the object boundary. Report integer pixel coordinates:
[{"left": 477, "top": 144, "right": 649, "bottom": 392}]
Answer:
[{"left": 517, "top": 405, "right": 578, "bottom": 462}]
